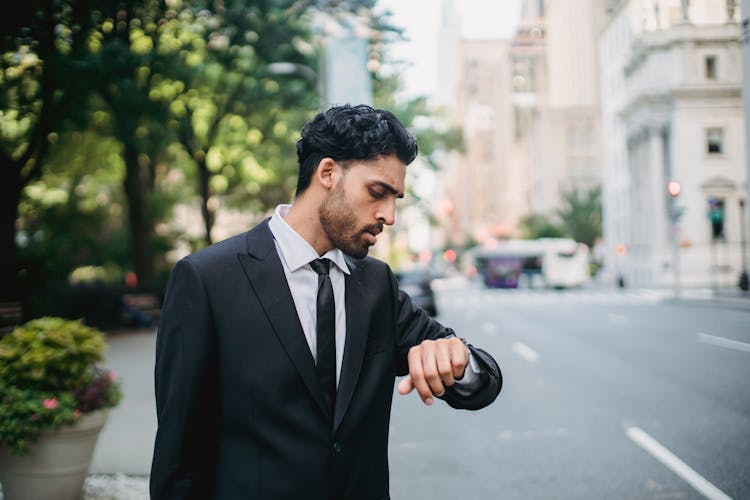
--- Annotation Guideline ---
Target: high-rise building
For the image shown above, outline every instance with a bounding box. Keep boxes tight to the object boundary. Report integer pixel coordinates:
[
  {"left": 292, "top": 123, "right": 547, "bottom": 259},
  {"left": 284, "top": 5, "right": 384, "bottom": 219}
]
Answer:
[
  {"left": 440, "top": 0, "right": 605, "bottom": 247},
  {"left": 450, "top": 38, "right": 516, "bottom": 243}
]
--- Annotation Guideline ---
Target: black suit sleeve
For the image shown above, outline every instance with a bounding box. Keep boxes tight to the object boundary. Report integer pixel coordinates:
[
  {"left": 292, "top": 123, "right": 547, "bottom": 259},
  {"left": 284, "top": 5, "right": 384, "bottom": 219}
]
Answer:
[
  {"left": 150, "top": 257, "right": 218, "bottom": 500},
  {"left": 388, "top": 268, "right": 502, "bottom": 410}
]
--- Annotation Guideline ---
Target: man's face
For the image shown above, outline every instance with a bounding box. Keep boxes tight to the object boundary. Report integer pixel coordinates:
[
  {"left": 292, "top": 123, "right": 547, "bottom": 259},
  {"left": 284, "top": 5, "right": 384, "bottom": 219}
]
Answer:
[{"left": 318, "top": 155, "right": 406, "bottom": 258}]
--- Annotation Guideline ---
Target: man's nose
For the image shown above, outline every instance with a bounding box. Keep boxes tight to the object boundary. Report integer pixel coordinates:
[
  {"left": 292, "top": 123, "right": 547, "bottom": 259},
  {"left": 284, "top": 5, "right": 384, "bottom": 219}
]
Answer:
[{"left": 377, "top": 199, "right": 396, "bottom": 226}]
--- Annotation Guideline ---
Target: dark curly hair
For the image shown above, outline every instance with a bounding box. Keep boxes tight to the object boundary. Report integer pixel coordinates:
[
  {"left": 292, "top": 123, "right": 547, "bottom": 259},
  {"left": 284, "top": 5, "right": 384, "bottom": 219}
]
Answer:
[{"left": 295, "top": 104, "right": 418, "bottom": 196}]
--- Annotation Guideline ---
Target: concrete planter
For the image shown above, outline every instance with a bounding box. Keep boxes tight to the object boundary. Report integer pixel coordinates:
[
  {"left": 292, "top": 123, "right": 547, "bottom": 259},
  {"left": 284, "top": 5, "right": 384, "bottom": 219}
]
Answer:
[{"left": 0, "top": 409, "right": 109, "bottom": 500}]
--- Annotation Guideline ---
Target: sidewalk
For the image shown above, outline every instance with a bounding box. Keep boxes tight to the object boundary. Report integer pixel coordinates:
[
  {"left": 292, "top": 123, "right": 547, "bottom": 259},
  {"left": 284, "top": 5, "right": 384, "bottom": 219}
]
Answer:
[
  {"left": 86, "top": 328, "right": 157, "bottom": 499},
  {"left": 626, "top": 283, "right": 750, "bottom": 310},
  {"left": 586, "top": 271, "right": 750, "bottom": 309}
]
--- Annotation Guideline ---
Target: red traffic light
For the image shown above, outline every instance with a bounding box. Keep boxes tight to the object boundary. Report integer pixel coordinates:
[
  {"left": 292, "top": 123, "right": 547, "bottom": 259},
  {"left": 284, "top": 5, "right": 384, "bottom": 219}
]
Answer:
[{"left": 668, "top": 181, "right": 681, "bottom": 197}]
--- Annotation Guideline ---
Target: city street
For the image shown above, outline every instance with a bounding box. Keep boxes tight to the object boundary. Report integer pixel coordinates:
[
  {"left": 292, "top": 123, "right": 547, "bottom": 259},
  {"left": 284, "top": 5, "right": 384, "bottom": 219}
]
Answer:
[
  {"left": 389, "top": 279, "right": 750, "bottom": 500},
  {"left": 79, "top": 279, "right": 749, "bottom": 499}
]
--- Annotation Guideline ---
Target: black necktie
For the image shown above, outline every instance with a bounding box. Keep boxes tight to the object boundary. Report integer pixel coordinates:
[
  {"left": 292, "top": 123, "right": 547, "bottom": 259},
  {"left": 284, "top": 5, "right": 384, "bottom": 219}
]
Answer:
[{"left": 309, "top": 258, "right": 336, "bottom": 418}]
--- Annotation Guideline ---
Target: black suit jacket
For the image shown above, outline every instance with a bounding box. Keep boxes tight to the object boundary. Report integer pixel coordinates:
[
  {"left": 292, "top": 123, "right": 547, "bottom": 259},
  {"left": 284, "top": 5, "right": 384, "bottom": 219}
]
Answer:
[{"left": 150, "top": 219, "right": 502, "bottom": 500}]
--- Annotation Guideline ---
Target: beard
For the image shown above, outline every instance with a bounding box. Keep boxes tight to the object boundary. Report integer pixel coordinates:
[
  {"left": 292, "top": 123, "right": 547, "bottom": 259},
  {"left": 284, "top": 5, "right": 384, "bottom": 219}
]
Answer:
[{"left": 319, "top": 182, "right": 381, "bottom": 259}]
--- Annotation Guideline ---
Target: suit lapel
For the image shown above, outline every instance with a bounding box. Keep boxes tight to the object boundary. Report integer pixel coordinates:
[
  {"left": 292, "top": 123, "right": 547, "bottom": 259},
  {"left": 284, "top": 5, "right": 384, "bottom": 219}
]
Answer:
[
  {"left": 236, "top": 220, "right": 328, "bottom": 418},
  {"left": 334, "top": 261, "right": 371, "bottom": 431}
]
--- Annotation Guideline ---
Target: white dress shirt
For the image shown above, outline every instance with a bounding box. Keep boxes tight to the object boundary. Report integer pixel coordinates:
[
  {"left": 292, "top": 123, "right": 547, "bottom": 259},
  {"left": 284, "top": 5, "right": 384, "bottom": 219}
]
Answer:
[
  {"left": 269, "top": 205, "right": 349, "bottom": 386},
  {"left": 268, "top": 204, "right": 480, "bottom": 391}
]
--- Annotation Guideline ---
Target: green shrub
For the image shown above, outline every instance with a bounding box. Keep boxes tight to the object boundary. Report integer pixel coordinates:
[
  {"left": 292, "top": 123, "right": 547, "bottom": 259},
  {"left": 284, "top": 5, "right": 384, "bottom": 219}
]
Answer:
[{"left": 0, "top": 317, "right": 122, "bottom": 456}]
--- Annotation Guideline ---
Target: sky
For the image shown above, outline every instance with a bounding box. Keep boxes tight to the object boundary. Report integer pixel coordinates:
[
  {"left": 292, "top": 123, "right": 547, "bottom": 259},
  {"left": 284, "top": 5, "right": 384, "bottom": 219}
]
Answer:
[{"left": 374, "top": 0, "right": 522, "bottom": 101}]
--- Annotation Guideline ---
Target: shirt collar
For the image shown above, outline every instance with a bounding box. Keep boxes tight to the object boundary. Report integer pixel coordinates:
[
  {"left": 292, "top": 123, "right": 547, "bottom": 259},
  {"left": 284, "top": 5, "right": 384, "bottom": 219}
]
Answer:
[{"left": 268, "top": 204, "right": 351, "bottom": 275}]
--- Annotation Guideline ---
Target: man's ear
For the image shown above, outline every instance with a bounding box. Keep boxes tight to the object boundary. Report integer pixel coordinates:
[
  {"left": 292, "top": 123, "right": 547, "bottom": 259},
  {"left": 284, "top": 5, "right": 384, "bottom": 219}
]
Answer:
[{"left": 316, "top": 158, "right": 338, "bottom": 190}]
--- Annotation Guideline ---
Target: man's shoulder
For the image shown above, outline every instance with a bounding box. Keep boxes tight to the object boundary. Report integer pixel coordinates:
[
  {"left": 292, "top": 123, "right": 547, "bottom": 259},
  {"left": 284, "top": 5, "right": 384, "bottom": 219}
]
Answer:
[{"left": 184, "top": 219, "right": 270, "bottom": 268}]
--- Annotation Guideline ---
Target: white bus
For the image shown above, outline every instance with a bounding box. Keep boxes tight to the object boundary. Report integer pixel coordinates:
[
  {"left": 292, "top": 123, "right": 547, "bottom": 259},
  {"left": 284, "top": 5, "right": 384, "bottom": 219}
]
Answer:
[{"left": 471, "top": 238, "right": 591, "bottom": 289}]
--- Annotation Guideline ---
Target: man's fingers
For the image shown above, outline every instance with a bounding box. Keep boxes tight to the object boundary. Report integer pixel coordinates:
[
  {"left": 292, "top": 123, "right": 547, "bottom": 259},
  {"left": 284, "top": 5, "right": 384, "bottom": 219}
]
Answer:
[
  {"left": 435, "top": 344, "right": 455, "bottom": 387},
  {"left": 421, "top": 347, "right": 446, "bottom": 397},
  {"left": 407, "top": 346, "right": 435, "bottom": 405},
  {"left": 397, "top": 377, "right": 414, "bottom": 395},
  {"left": 401, "top": 338, "right": 469, "bottom": 405}
]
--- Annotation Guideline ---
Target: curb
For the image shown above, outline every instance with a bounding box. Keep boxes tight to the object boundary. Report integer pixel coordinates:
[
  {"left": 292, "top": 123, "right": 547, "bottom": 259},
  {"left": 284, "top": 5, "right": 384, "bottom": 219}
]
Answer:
[
  {"left": 1, "top": 475, "right": 150, "bottom": 500},
  {"left": 83, "top": 474, "right": 150, "bottom": 500}
]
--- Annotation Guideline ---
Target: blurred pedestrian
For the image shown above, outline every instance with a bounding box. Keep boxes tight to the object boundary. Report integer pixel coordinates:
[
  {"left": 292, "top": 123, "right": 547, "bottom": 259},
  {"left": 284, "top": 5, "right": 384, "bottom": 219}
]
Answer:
[{"left": 150, "top": 104, "right": 502, "bottom": 499}]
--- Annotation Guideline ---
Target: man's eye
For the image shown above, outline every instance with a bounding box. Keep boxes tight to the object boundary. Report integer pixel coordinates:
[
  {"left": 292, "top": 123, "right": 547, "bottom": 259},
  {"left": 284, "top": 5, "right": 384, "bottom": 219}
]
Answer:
[{"left": 369, "top": 188, "right": 385, "bottom": 199}]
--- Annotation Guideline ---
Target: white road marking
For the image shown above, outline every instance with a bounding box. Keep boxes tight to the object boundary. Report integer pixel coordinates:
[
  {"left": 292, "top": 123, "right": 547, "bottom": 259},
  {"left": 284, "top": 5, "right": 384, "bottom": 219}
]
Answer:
[
  {"left": 512, "top": 341, "right": 539, "bottom": 362},
  {"left": 626, "top": 427, "right": 733, "bottom": 500},
  {"left": 697, "top": 333, "right": 750, "bottom": 353}
]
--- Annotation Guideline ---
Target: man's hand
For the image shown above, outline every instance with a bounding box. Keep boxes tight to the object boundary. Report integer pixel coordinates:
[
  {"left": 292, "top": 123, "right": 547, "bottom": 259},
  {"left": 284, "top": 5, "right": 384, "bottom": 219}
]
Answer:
[{"left": 397, "top": 337, "right": 468, "bottom": 406}]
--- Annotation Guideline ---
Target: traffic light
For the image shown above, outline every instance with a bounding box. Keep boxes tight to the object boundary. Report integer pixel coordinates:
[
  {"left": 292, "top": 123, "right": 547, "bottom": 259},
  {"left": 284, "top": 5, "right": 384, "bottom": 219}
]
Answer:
[
  {"left": 667, "top": 180, "right": 684, "bottom": 221},
  {"left": 707, "top": 197, "right": 725, "bottom": 241},
  {"left": 668, "top": 181, "right": 681, "bottom": 197}
]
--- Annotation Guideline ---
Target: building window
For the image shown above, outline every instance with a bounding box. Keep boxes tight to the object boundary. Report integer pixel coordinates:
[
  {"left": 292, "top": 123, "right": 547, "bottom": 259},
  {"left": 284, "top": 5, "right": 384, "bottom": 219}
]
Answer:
[
  {"left": 705, "top": 55, "right": 717, "bottom": 80},
  {"left": 706, "top": 128, "right": 723, "bottom": 155}
]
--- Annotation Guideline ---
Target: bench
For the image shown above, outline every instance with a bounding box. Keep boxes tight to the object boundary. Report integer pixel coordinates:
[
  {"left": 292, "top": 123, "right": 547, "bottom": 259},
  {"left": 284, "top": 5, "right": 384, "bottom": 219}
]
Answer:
[
  {"left": 122, "top": 293, "right": 162, "bottom": 327},
  {"left": 0, "top": 301, "right": 23, "bottom": 337}
]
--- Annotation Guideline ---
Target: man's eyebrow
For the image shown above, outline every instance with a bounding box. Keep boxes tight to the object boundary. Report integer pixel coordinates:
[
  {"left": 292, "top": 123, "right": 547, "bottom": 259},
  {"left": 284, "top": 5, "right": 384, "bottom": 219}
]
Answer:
[{"left": 373, "top": 181, "right": 404, "bottom": 198}]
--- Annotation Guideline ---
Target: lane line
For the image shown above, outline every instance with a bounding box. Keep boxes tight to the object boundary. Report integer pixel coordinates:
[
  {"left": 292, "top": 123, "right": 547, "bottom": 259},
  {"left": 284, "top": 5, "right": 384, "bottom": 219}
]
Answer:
[
  {"left": 512, "top": 341, "right": 539, "bottom": 362},
  {"left": 697, "top": 333, "right": 750, "bottom": 353},
  {"left": 625, "top": 427, "right": 733, "bottom": 500}
]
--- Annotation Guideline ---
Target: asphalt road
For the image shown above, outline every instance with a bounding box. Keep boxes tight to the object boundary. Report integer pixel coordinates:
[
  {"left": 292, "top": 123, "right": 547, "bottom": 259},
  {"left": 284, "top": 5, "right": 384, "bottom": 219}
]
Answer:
[
  {"left": 388, "top": 281, "right": 750, "bottom": 500},
  {"left": 77, "top": 281, "right": 750, "bottom": 499}
]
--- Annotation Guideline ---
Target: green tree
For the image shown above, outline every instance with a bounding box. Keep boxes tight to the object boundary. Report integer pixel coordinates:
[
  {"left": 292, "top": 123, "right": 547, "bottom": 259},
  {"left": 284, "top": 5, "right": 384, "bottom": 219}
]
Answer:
[
  {"left": 0, "top": 1, "right": 121, "bottom": 299},
  {"left": 16, "top": 131, "right": 130, "bottom": 315},
  {"left": 168, "top": 1, "right": 320, "bottom": 245},
  {"left": 518, "top": 213, "right": 566, "bottom": 240},
  {"left": 556, "top": 185, "right": 602, "bottom": 248},
  {"left": 92, "top": 1, "right": 192, "bottom": 288}
]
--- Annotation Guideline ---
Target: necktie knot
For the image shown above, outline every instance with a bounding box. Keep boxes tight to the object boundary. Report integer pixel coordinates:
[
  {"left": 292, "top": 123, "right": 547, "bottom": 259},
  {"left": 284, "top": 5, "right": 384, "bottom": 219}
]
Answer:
[{"left": 310, "top": 258, "right": 330, "bottom": 276}]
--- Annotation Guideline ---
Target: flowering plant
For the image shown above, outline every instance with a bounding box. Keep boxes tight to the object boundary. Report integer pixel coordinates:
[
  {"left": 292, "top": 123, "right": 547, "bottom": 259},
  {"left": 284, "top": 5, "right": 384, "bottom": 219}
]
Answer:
[{"left": 0, "top": 317, "right": 122, "bottom": 456}]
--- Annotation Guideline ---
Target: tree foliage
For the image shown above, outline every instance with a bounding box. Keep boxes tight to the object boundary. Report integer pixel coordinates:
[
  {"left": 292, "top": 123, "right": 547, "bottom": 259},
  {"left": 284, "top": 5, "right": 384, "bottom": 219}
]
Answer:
[
  {"left": 1, "top": 0, "right": 407, "bottom": 321},
  {"left": 518, "top": 214, "right": 566, "bottom": 240},
  {"left": 519, "top": 185, "right": 602, "bottom": 248},
  {"left": 556, "top": 185, "right": 602, "bottom": 248}
]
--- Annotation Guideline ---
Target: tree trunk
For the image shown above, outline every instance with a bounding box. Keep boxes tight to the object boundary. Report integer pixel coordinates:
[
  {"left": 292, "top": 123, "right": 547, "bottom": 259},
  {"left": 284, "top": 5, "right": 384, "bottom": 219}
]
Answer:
[
  {"left": 197, "top": 160, "right": 214, "bottom": 246},
  {"left": 122, "top": 145, "right": 156, "bottom": 288},
  {"left": 0, "top": 160, "right": 22, "bottom": 301}
]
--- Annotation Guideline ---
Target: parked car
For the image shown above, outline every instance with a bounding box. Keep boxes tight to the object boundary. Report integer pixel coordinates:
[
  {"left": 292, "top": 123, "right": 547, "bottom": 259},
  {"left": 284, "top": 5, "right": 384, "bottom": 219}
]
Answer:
[{"left": 395, "top": 268, "right": 438, "bottom": 317}]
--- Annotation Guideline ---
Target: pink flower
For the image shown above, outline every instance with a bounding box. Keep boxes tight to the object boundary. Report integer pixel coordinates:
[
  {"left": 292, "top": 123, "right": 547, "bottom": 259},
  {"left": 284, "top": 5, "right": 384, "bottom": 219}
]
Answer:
[
  {"left": 74, "top": 410, "right": 82, "bottom": 418},
  {"left": 108, "top": 371, "right": 118, "bottom": 381},
  {"left": 43, "top": 398, "right": 58, "bottom": 410}
]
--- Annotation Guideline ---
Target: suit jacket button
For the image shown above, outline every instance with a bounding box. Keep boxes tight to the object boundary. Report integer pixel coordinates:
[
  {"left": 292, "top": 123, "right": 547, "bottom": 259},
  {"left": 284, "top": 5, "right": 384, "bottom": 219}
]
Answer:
[{"left": 332, "top": 442, "right": 342, "bottom": 453}]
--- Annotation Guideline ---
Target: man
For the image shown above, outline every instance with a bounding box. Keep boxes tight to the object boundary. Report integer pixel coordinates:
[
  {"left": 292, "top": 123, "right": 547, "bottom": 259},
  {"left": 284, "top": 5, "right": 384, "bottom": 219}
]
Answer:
[{"left": 150, "top": 104, "right": 502, "bottom": 500}]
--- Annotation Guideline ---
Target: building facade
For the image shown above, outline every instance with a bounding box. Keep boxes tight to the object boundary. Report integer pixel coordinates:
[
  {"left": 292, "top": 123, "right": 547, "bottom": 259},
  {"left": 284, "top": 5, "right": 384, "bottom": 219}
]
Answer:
[
  {"left": 449, "top": 38, "right": 517, "bottom": 243},
  {"left": 599, "top": 0, "right": 746, "bottom": 288},
  {"left": 440, "top": 0, "right": 606, "bottom": 248}
]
